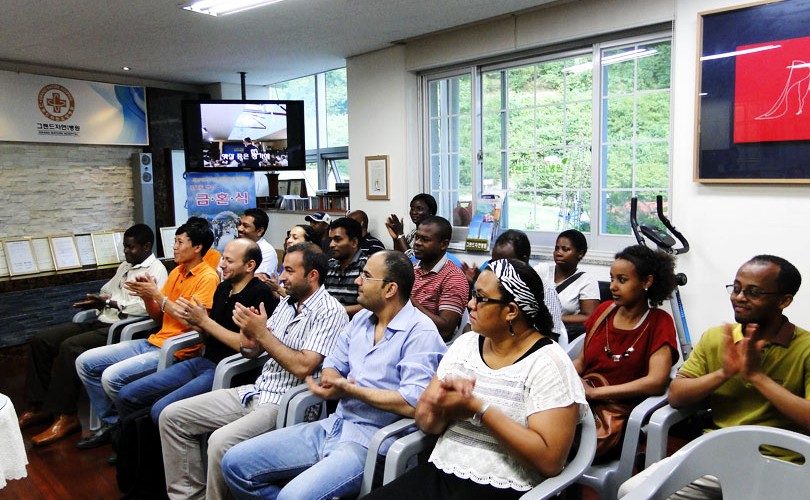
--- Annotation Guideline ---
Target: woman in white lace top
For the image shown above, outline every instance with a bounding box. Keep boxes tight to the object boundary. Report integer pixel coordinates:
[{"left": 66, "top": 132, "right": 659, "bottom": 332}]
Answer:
[{"left": 365, "top": 259, "right": 587, "bottom": 499}]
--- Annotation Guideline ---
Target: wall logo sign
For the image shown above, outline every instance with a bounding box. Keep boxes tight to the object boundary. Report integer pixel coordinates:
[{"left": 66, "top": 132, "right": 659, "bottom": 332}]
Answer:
[{"left": 37, "top": 84, "right": 75, "bottom": 122}]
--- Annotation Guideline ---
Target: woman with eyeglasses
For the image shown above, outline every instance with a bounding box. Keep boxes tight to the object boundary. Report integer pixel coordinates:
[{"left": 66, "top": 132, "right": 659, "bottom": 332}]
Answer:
[
  {"left": 573, "top": 245, "right": 678, "bottom": 456},
  {"left": 364, "top": 259, "right": 586, "bottom": 499}
]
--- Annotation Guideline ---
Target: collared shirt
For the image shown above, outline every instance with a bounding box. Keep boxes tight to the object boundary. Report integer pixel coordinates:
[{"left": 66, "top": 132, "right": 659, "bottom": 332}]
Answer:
[
  {"left": 147, "top": 260, "right": 219, "bottom": 358},
  {"left": 256, "top": 238, "right": 279, "bottom": 277},
  {"left": 237, "top": 285, "right": 348, "bottom": 406},
  {"left": 412, "top": 254, "right": 470, "bottom": 318},
  {"left": 359, "top": 233, "right": 385, "bottom": 256},
  {"left": 319, "top": 301, "right": 446, "bottom": 448},
  {"left": 97, "top": 254, "right": 168, "bottom": 323},
  {"left": 324, "top": 249, "right": 368, "bottom": 306},
  {"left": 205, "top": 277, "right": 278, "bottom": 363}
]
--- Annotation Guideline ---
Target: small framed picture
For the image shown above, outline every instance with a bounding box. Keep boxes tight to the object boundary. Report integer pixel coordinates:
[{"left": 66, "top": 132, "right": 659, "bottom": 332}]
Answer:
[
  {"left": 75, "top": 234, "right": 98, "bottom": 267},
  {"left": 30, "top": 236, "right": 56, "bottom": 272},
  {"left": 113, "top": 230, "right": 126, "bottom": 262},
  {"left": 3, "top": 238, "right": 39, "bottom": 276},
  {"left": 160, "top": 226, "right": 179, "bottom": 259},
  {"left": 92, "top": 231, "right": 121, "bottom": 266},
  {"left": 365, "top": 155, "right": 390, "bottom": 200},
  {"left": 49, "top": 235, "right": 82, "bottom": 271}
]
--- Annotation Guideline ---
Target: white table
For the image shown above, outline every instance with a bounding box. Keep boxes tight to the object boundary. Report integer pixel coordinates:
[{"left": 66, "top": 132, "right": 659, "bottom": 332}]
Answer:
[{"left": 0, "top": 393, "right": 28, "bottom": 489}]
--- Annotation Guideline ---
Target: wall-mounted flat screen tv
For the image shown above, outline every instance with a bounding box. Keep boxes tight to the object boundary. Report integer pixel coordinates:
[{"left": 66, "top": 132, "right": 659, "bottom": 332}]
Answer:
[{"left": 182, "top": 100, "right": 305, "bottom": 172}]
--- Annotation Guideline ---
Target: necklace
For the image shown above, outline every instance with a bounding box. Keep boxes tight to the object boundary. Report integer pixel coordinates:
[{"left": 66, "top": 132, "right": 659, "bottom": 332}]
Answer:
[{"left": 604, "top": 312, "right": 650, "bottom": 363}]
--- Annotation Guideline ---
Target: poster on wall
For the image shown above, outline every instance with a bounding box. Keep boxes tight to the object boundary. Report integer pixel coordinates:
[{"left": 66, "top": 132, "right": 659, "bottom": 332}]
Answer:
[
  {"left": 0, "top": 70, "right": 148, "bottom": 145},
  {"left": 185, "top": 172, "right": 256, "bottom": 253}
]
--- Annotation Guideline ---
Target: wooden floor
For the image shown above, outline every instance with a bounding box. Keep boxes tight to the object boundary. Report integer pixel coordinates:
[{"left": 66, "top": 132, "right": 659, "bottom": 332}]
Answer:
[{"left": 1, "top": 344, "right": 120, "bottom": 499}]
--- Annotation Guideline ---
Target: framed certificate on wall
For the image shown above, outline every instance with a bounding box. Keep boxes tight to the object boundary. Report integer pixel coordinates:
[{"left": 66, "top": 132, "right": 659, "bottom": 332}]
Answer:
[
  {"left": 75, "top": 234, "right": 97, "bottom": 267},
  {"left": 0, "top": 244, "right": 9, "bottom": 278},
  {"left": 49, "top": 235, "right": 82, "bottom": 271},
  {"left": 113, "top": 230, "right": 126, "bottom": 262},
  {"left": 160, "top": 226, "right": 179, "bottom": 259},
  {"left": 30, "top": 236, "right": 56, "bottom": 272},
  {"left": 3, "top": 238, "right": 39, "bottom": 276},
  {"left": 91, "top": 231, "right": 121, "bottom": 266}
]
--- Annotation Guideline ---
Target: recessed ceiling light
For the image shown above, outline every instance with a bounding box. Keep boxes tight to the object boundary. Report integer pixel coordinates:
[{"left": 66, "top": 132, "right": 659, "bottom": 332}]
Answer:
[
  {"left": 122, "top": 66, "right": 131, "bottom": 71},
  {"left": 181, "top": 0, "right": 287, "bottom": 17}
]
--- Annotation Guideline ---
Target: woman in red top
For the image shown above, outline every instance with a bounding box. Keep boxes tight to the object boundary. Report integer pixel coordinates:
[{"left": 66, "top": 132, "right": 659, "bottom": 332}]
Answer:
[{"left": 573, "top": 245, "right": 678, "bottom": 426}]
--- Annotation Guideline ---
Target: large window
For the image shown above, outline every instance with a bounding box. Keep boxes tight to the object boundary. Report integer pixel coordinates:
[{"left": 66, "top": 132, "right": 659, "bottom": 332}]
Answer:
[
  {"left": 270, "top": 68, "right": 348, "bottom": 193},
  {"left": 424, "top": 33, "right": 672, "bottom": 250}
]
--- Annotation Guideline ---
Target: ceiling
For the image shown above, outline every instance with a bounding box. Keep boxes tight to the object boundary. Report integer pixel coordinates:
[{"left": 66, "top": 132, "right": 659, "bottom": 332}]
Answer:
[{"left": 0, "top": 0, "right": 561, "bottom": 88}]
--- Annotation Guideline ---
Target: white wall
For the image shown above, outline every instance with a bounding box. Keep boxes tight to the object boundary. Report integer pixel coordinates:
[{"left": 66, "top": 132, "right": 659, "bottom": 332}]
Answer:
[{"left": 346, "top": 0, "right": 810, "bottom": 341}]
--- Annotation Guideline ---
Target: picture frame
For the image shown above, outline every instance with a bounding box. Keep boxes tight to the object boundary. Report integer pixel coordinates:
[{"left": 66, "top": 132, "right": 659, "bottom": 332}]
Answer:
[
  {"left": 277, "top": 179, "right": 291, "bottom": 196},
  {"left": 160, "top": 226, "right": 179, "bottom": 259},
  {"left": 2, "top": 237, "right": 39, "bottom": 276},
  {"left": 288, "top": 179, "right": 305, "bottom": 197},
  {"left": 30, "top": 236, "right": 56, "bottom": 272},
  {"left": 695, "top": 0, "right": 810, "bottom": 183},
  {"left": 91, "top": 231, "right": 121, "bottom": 266},
  {"left": 0, "top": 244, "right": 9, "bottom": 278},
  {"left": 365, "top": 155, "right": 390, "bottom": 200},
  {"left": 49, "top": 235, "right": 82, "bottom": 271},
  {"left": 75, "top": 233, "right": 98, "bottom": 267},
  {"left": 113, "top": 230, "right": 126, "bottom": 262}
]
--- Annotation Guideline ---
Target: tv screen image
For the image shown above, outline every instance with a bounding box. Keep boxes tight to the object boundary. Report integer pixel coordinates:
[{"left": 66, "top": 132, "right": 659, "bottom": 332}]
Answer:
[{"left": 182, "top": 100, "right": 305, "bottom": 172}]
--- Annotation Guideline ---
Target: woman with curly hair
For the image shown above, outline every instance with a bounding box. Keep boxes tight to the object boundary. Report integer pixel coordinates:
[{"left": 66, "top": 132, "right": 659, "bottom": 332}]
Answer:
[{"left": 573, "top": 245, "right": 678, "bottom": 455}]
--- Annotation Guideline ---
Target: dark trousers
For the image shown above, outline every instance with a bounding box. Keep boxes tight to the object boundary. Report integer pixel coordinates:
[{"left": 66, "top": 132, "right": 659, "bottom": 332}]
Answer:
[
  {"left": 25, "top": 320, "right": 109, "bottom": 414},
  {"left": 363, "top": 462, "right": 524, "bottom": 500}
]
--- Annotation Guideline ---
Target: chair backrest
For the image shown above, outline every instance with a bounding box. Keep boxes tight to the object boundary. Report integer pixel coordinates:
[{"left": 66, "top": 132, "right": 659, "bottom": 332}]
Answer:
[
  {"left": 445, "top": 308, "right": 470, "bottom": 346},
  {"left": 520, "top": 406, "right": 597, "bottom": 499},
  {"left": 598, "top": 281, "right": 612, "bottom": 303},
  {"left": 624, "top": 425, "right": 810, "bottom": 500}
]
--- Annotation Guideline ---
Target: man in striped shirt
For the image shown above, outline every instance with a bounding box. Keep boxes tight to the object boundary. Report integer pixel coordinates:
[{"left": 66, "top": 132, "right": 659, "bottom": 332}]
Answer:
[
  {"left": 158, "top": 242, "right": 349, "bottom": 500},
  {"left": 411, "top": 216, "right": 470, "bottom": 342},
  {"left": 325, "top": 217, "right": 368, "bottom": 318}
]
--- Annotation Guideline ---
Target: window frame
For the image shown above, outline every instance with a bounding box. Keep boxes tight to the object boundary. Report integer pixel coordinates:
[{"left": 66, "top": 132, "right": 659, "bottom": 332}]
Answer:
[{"left": 419, "top": 30, "right": 673, "bottom": 255}]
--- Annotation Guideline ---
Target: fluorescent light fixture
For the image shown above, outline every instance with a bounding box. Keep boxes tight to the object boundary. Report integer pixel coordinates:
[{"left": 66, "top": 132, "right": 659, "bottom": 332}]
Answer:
[
  {"left": 181, "top": 0, "right": 287, "bottom": 16},
  {"left": 700, "top": 44, "right": 780, "bottom": 61},
  {"left": 564, "top": 48, "right": 658, "bottom": 73}
]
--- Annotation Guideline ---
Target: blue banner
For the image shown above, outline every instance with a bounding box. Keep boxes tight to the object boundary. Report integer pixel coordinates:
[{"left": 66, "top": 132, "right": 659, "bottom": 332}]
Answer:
[{"left": 186, "top": 172, "right": 256, "bottom": 252}]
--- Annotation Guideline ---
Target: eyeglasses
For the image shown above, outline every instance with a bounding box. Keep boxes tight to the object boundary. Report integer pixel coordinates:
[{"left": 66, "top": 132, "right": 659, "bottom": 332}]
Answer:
[
  {"left": 725, "top": 284, "right": 783, "bottom": 300},
  {"left": 359, "top": 272, "right": 389, "bottom": 284},
  {"left": 471, "top": 292, "right": 511, "bottom": 306}
]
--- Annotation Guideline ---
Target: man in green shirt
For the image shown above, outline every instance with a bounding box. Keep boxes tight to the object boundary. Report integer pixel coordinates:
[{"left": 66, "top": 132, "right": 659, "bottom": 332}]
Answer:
[{"left": 621, "top": 255, "right": 810, "bottom": 499}]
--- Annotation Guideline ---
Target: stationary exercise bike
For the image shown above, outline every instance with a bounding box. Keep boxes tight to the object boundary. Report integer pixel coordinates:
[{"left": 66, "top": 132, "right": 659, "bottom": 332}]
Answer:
[{"left": 630, "top": 196, "right": 692, "bottom": 359}]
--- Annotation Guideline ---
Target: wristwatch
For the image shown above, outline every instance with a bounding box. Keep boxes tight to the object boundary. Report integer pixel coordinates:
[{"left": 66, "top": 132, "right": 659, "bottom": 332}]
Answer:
[
  {"left": 470, "top": 401, "right": 491, "bottom": 427},
  {"left": 105, "top": 298, "right": 111, "bottom": 308}
]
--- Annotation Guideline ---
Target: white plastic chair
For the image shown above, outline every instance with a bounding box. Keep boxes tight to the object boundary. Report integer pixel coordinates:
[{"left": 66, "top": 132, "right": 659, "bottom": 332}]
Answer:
[
  {"left": 623, "top": 426, "right": 810, "bottom": 499},
  {"left": 381, "top": 407, "right": 598, "bottom": 500},
  {"left": 565, "top": 331, "right": 676, "bottom": 500}
]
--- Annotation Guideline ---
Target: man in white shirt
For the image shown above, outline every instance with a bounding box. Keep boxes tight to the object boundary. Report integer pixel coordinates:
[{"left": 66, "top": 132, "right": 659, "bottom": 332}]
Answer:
[
  {"left": 18, "top": 224, "right": 168, "bottom": 446},
  {"left": 237, "top": 208, "right": 278, "bottom": 281}
]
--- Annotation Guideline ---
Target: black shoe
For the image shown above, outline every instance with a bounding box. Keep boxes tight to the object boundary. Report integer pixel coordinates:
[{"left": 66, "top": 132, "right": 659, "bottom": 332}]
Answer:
[{"left": 76, "top": 425, "right": 114, "bottom": 449}]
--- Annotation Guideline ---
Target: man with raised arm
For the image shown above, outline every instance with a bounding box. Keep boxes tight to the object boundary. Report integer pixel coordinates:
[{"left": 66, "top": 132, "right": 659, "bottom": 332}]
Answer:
[
  {"left": 159, "top": 242, "right": 348, "bottom": 500},
  {"left": 620, "top": 255, "right": 810, "bottom": 499},
  {"left": 221, "top": 250, "right": 446, "bottom": 499}
]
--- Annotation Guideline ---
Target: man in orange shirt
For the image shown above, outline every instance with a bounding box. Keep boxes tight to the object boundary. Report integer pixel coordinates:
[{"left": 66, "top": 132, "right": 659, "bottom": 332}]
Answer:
[{"left": 75, "top": 221, "right": 219, "bottom": 448}]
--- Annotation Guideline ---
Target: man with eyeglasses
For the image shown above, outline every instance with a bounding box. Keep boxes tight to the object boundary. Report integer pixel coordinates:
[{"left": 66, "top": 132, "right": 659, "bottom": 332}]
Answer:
[
  {"left": 620, "top": 255, "right": 810, "bottom": 499},
  {"left": 221, "top": 250, "right": 447, "bottom": 500}
]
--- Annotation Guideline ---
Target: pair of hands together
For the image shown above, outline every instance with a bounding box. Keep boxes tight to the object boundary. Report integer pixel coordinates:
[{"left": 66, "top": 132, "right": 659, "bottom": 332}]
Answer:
[
  {"left": 721, "top": 322, "right": 767, "bottom": 382},
  {"left": 420, "top": 376, "right": 481, "bottom": 421}
]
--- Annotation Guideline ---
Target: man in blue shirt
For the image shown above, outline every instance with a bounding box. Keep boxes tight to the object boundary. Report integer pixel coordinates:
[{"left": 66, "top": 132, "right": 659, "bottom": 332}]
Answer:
[{"left": 221, "top": 250, "right": 447, "bottom": 499}]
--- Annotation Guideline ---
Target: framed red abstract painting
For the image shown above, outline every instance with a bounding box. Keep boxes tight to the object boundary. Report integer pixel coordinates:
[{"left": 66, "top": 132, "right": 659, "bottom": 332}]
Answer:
[{"left": 695, "top": 0, "right": 810, "bottom": 183}]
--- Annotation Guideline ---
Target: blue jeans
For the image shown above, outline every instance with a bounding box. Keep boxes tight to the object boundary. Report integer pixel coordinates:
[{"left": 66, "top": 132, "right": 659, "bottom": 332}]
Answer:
[
  {"left": 116, "top": 357, "right": 217, "bottom": 423},
  {"left": 221, "top": 418, "right": 367, "bottom": 500},
  {"left": 75, "top": 339, "right": 160, "bottom": 425}
]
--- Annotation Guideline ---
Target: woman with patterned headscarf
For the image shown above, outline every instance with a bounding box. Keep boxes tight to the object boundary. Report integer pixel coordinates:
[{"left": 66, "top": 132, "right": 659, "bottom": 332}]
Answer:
[{"left": 365, "top": 259, "right": 587, "bottom": 499}]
